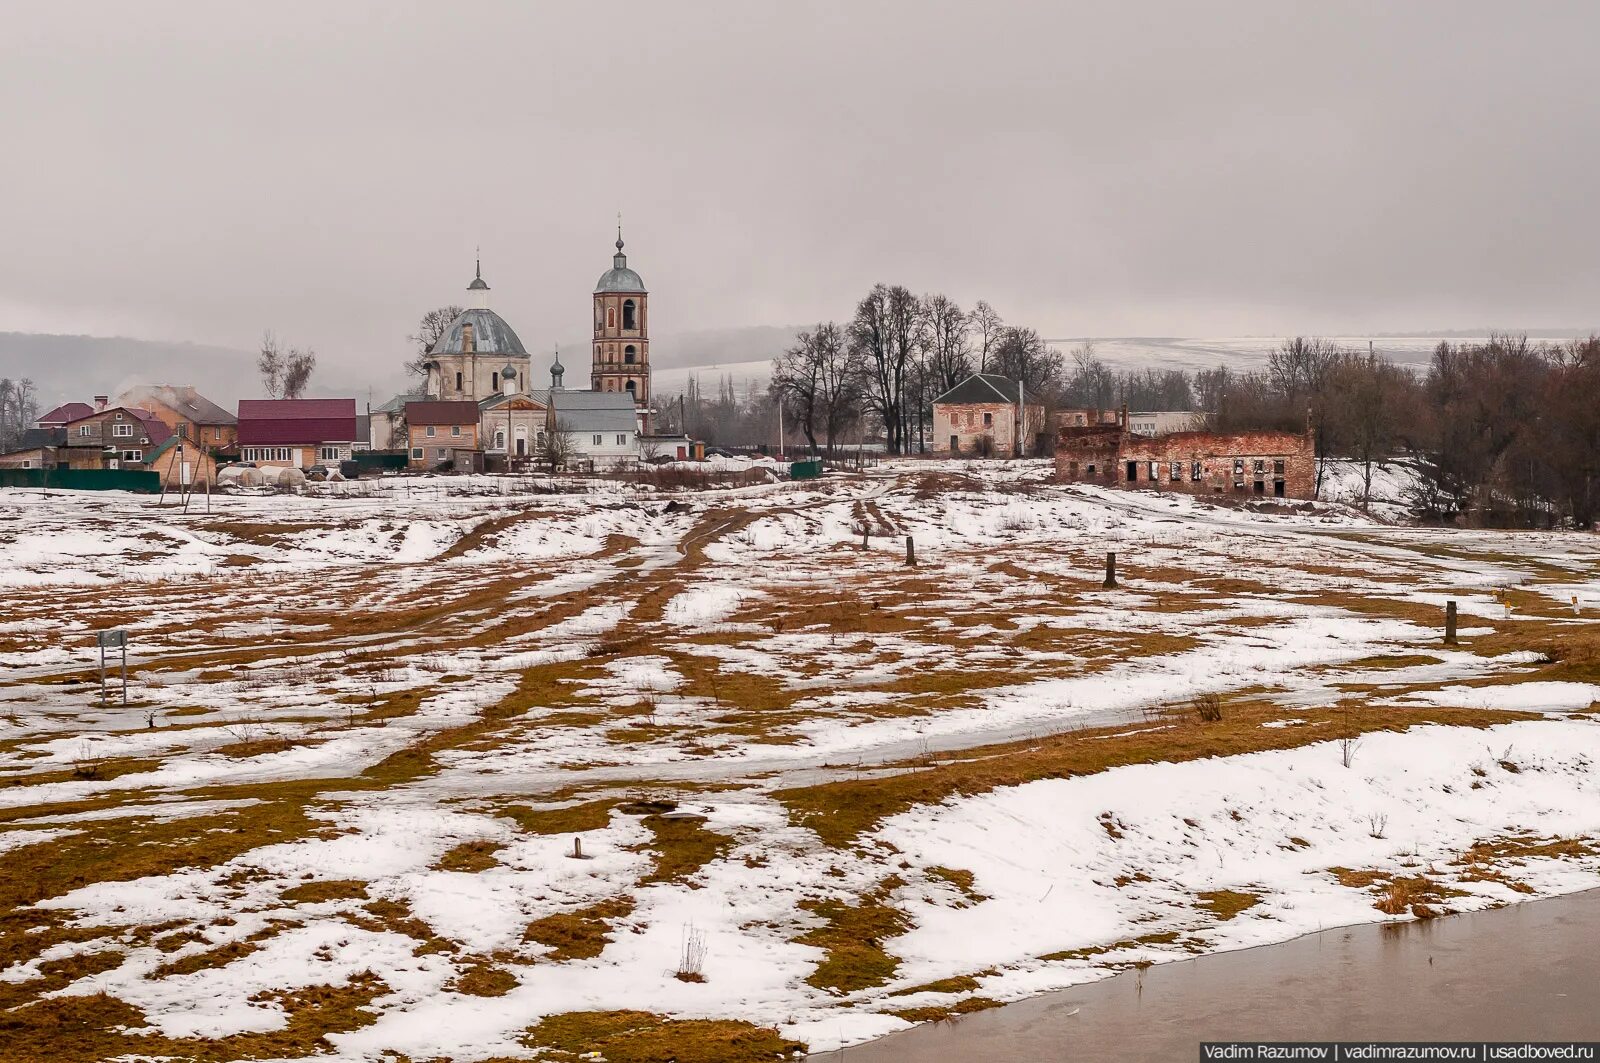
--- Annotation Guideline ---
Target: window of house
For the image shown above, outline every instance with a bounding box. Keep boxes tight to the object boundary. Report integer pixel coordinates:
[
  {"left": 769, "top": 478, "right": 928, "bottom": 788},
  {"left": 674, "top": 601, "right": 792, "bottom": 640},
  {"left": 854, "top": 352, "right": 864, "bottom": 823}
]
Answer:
[
  {"left": 112, "top": 423, "right": 134, "bottom": 438},
  {"left": 616, "top": 434, "right": 627, "bottom": 445},
  {"left": 411, "top": 447, "right": 423, "bottom": 459},
  {"left": 425, "top": 426, "right": 436, "bottom": 437},
  {"left": 983, "top": 412, "right": 993, "bottom": 427},
  {"left": 455, "top": 371, "right": 464, "bottom": 391},
  {"left": 1253, "top": 459, "right": 1265, "bottom": 474},
  {"left": 1191, "top": 461, "right": 1203, "bottom": 480},
  {"left": 1086, "top": 463, "right": 1097, "bottom": 475},
  {"left": 451, "top": 425, "right": 461, "bottom": 437},
  {"left": 78, "top": 425, "right": 91, "bottom": 437},
  {"left": 178, "top": 423, "right": 189, "bottom": 439},
  {"left": 121, "top": 450, "right": 142, "bottom": 462},
  {"left": 436, "top": 448, "right": 447, "bottom": 459},
  {"left": 319, "top": 446, "right": 340, "bottom": 461},
  {"left": 1169, "top": 461, "right": 1182, "bottom": 481},
  {"left": 593, "top": 434, "right": 602, "bottom": 445},
  {"left": 1148, "top": 461, "right": 1159, "bottom": 481}
]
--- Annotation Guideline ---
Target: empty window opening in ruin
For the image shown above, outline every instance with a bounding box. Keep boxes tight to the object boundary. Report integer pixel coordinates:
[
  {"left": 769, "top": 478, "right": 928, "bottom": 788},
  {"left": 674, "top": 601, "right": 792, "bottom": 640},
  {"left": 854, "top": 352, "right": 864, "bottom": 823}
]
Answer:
[{"left": 1126, "top": 461, "right": 1138, "bottom": 481}]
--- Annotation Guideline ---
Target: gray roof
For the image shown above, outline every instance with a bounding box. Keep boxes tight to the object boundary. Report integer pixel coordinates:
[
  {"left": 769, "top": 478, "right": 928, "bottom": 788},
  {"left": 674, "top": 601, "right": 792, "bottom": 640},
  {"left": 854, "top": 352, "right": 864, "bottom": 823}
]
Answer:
[
  {"left": 934, "top": 373, "right": 1026, "bottom": 406},
  {"left": 374, "top": 389, "right": 425, "bottom": 414},
  {"left": 594, "top": 239, "right": 647, "bottom": 294},
  {"left": 112, "top": 384, "right": 237, "bottom": 425},
  {"left": 480, "top": 388, "right": 639, "bottom": 434},
  {"left": 428, "top": 308, "right": 527, "bottom": 356}
]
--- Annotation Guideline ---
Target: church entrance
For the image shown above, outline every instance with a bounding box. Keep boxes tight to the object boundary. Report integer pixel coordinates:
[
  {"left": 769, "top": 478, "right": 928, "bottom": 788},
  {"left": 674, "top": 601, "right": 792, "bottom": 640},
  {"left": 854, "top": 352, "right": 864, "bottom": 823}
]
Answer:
[{"left": 515, "top": 437, "right": 526, "bottom": 456}]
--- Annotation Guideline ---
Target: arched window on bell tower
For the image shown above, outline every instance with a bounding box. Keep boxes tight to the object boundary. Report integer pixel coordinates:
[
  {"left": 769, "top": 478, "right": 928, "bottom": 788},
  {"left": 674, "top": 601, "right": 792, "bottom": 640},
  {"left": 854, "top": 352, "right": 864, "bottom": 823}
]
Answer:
[
  {"left": 622, "top": 299, "right": 637, "bottom": 330},
  {"left": 625, "top": 380, "right": 637, "bottom": 398},
  {"left": 624, "top": 345, "right": 637, "bottom": 364}
]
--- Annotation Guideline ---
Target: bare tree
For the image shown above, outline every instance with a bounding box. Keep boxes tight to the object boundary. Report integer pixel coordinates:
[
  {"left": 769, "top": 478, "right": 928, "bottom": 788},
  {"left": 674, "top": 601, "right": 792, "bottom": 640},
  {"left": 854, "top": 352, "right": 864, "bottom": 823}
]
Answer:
[
  {"left": 920, "top": 294, "right": 974, "bottom": 393},
  {"left": 537, "top": 420, "right": 581, "bottom": 474},
  {"left": 990, "top": 326, "right": 1063, "bottom": 398},
  {"left": 0, "top": 377, "right": 39, "bottom": 452},
  {"left": 405, "top": 305, "right": 464, "bottom": 378},
  {"left": 969, "top": 301, "right": 1003, "bottom": 373},
  {"left": 258, "top": 331, "right": 284, "bottom": 398},
  {"left": 770, "top": 327, "right": 828, "bottom": 454},
  {"left": 281, "top": 346, "right": 316, "bottom": 399}
]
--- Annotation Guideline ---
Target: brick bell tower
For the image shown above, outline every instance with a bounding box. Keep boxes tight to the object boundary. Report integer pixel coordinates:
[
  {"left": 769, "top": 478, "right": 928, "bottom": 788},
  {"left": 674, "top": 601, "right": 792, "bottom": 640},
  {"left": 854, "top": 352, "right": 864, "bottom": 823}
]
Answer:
[{"left": 591, "top": 223, "right": 650, "bottom": 431}]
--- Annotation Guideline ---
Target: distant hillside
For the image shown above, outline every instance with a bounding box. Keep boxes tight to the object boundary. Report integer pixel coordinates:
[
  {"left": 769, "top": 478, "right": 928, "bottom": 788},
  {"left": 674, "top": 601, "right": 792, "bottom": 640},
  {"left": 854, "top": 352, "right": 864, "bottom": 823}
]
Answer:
[{"left": 0, "top": 332, "right": 397, "bottom": 410}]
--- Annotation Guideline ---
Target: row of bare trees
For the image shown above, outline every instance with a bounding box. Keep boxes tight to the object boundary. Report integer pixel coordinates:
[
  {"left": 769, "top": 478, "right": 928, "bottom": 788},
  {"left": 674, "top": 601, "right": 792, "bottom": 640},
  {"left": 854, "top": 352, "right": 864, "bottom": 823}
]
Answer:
[
  {"left": 770, "top": 286, "right": 1063, "bottom": 454},
  {"left": 0, "top": 378, "right": 40, "bottom": 453}
]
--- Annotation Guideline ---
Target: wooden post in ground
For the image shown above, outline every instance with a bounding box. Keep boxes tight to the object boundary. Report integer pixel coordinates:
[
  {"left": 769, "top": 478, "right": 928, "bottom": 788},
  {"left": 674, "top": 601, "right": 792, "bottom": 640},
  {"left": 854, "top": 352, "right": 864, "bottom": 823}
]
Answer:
[
  {"left": 1103, "top": 551, "right": 1118, "bottom": 589},
  {"left": 861, "top": 527, "right": 868, "bottom": 550},
  {"left": 1444, "top": 600, "right": 1458, "bottom": 645},
  {"left": 905, "top": 535, "right": 915, "bottom": 566},
  {"left": 571, "top": 837, "right": 584, "bottom": 859}
]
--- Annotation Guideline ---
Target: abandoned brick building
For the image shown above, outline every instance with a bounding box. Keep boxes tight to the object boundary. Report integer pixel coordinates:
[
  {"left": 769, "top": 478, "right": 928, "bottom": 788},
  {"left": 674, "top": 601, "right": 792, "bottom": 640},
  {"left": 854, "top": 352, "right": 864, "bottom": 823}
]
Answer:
[{"left": 1055, "top": 406, "right": 1316, "bottom": 499}]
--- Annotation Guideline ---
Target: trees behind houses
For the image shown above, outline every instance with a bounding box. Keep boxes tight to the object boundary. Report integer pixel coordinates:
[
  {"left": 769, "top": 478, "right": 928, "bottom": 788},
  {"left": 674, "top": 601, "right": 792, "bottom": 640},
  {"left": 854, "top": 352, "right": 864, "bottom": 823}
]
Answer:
[
  {"left": 405, "top": 306, "right": 464, "bottom": 378},
  {"left": 258, "top": 331, "right": 317, "bottom": 399},
  {"left": 0, "top": 377, "right": 39, "bottom": 453},
  {"left": 769, "top": 323, "right": 864, "bottom": 455}
]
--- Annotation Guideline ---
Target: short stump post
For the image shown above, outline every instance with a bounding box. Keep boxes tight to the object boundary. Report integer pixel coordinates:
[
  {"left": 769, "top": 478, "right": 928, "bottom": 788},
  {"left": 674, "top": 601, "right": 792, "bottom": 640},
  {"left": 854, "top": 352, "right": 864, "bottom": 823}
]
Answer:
[
  {"left": 1444, "top": 600, "right": 1458, "bottom": 645},
  {"left": 1103, "top": 551, "right": 1118, "bottom": 589},
  {"left": 905, "top": 535, "right": 915, "bottom": 566}
]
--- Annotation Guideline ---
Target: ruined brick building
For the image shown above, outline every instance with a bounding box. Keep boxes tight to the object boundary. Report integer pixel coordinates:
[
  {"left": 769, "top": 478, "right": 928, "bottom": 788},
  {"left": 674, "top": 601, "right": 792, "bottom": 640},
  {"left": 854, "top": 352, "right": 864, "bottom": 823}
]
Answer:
[{"left": 1055, "top": 406, "right": 1316, "bottom": 499}]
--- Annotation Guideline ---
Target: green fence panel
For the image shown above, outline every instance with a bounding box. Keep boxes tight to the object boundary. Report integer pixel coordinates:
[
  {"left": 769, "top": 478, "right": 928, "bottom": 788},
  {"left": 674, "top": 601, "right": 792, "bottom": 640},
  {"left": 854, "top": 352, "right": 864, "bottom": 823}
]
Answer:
[
  {"left": 789, "top": 459, "right": 824, "bottom": 481},
  {"left": 0, "top": 468, "right": 161, "bottom": 493},
  {"left": 351, "top": 451, "right": 409, "bottom": 472}
]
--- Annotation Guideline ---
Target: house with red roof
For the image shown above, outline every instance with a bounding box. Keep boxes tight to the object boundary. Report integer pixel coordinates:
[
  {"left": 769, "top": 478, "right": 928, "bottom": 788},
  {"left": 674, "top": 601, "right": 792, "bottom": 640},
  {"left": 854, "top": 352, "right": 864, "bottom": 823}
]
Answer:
[
  {"left": 237, "top": 398, "right": 357, "bottom": 470},
  {"left": 57, "top": 405, "right": 173, "bottom": 470},
  {"left": 35, "top": 401, "right": 96, "bottom": 429}
]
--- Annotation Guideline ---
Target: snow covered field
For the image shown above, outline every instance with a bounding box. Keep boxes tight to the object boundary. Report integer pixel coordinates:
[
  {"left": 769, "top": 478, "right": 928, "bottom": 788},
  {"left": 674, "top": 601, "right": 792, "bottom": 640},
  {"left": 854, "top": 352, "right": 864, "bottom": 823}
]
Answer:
[{"left": 0, "top": 461, "right": 1597, "bottom": 1062}]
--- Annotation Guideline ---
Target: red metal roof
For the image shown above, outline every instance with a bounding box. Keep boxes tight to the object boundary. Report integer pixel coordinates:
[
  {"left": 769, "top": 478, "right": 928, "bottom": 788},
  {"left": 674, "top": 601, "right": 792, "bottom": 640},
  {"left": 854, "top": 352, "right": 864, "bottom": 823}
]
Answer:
[
  {"left": 237, "top": 398, "right": 357, "bottom": 445},
  {"left": 37, "top": 402, "right": 94, "bottom": 426},
  {"left": 403, "top": 400, "right": 480, "bottom": 426}
]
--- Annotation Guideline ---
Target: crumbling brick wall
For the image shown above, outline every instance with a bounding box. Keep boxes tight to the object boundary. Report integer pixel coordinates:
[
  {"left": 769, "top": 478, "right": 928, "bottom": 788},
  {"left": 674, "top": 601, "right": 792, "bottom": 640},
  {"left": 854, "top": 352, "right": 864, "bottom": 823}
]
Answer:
[{"left": 1055, "top": 416, "right": 1316, "bottom": 499}]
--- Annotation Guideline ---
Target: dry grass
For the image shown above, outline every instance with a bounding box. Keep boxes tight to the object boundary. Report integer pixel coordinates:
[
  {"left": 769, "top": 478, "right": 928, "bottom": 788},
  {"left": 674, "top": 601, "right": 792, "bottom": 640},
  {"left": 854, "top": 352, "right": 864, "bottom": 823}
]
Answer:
[
  {"left": 777, "top": 704, "right": 1536, "bottom": 847},
  {"left": 796, "top": 876, "right": 910, "bottom": 994},
  {"left": 523, "top": 897, "right": 635, "bottom": 961},
  {"left": 888, "top": 996, "right": 1004, "bottom": 1023},
  {"left": 521, "top": 1010, "right": 805, "bottom": 1063},
  {"left": 434, "top": 840, "right": 506, "bottom": 873},
  {"left": 1196, "top": 889, "right": 1261, "bottom": 920}
]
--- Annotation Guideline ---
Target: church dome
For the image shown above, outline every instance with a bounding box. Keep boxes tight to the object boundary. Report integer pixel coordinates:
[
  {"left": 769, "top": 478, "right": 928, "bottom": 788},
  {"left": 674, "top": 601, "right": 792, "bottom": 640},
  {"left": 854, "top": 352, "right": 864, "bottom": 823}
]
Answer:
[
  {"left": 594, "top": 237, "right": 647, "bottom": 294},
  {"left": 428, "top": 308, "right": 528, "bottom": 356}
]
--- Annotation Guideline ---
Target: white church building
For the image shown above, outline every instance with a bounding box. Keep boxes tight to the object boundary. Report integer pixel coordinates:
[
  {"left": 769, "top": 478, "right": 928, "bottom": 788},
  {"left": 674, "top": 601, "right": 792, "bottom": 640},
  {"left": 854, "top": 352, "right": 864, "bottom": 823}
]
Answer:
[{"left": 376, "top": 235, "right": 654, "bottom": 470}]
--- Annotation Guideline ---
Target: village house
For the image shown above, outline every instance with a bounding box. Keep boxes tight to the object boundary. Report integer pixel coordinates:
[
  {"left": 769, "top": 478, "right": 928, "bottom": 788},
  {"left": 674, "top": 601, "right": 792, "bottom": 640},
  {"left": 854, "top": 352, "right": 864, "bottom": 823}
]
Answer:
[
  {"left": 1055, "top": 406, "right": 1316, "bottom": 499},
  {"left": 932, "top": 373, "right": 1047, "bottom": 457},
  {"left": 111, "top": 385, "right": 238, "bottom": 449},
  {"left": 57, "top": 404, "right": 172, "bottom": 469},
  {"left": 403, "top": 400, "right": 482, "bottom": 470},
  {"left": 35, "top": 401, "right": 95, "bottom": 429},
  {"left": 236, "top": 398, "right": 358, "bottom": 470}
]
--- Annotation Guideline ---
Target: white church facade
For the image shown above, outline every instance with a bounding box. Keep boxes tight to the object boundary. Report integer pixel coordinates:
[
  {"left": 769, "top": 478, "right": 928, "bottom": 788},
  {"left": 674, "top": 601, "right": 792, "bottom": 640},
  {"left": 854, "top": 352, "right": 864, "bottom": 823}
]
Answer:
[{"left": 378, "top": 233, "right": 655, "bottom": 470}]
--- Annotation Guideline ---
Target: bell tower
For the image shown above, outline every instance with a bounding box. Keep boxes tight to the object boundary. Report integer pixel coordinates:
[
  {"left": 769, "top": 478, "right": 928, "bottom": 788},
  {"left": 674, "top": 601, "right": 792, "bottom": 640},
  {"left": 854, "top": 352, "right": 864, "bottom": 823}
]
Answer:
[{"left": 591, "top": 224, "right": 650, "bottom": 431}]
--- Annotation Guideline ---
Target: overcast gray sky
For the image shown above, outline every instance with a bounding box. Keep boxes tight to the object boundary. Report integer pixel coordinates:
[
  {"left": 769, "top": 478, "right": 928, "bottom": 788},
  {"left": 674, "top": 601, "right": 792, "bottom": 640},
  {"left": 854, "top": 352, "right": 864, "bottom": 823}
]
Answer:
[{"left": 2, "top": 0, "right": 1596, "bottom": 372}]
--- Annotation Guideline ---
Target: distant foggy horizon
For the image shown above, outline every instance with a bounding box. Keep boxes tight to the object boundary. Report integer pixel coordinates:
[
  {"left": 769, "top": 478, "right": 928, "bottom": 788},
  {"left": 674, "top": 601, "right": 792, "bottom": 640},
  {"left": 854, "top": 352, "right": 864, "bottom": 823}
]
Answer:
[{"left": 3, "top": 1, "right": 1597, "bottom": 381}]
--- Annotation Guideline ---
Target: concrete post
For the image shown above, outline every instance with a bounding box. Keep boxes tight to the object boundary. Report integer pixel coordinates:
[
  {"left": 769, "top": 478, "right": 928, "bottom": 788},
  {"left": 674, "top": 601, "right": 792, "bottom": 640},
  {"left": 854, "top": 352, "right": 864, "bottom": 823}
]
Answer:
[
  {"left": 1103, "top": 551, "right": 1118, "bottom": 589},
  {"left": 905, "top": 536, "right": 915, "bottom": 566},
  {"left": 572, "top": 837, "right": 583, "bottom": 859},
  {"left": 1444, "top": 600, "right": 1458, "bottom": 645}
]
